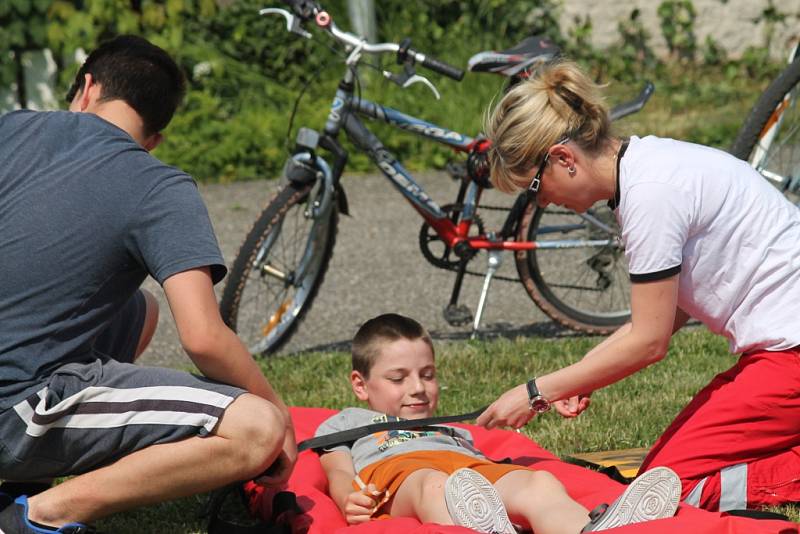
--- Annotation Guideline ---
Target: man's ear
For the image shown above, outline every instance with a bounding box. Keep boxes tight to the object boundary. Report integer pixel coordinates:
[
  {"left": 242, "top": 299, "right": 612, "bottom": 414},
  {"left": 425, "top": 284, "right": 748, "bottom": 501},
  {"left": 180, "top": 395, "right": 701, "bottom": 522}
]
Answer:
[
  {"left": 142, "top": 132, "right": 163, "bottom": 152},
  {"left": 351, "top": 370, "right": 369, "bottom": 402},
  {"left": 69, "top": 73, "right": 97, "bottom": 112}
]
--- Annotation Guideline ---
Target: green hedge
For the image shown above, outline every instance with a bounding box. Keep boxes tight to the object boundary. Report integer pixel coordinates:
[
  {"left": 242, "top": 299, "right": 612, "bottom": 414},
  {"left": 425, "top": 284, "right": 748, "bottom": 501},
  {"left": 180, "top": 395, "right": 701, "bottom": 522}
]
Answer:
[{"left": 8, "top": 0, "right": 788, "bottom": 182}]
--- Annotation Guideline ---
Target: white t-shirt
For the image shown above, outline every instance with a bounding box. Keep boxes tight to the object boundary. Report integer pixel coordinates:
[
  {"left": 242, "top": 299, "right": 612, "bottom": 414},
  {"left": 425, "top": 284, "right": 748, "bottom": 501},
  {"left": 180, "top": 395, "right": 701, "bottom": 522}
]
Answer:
[{"left": 617, "top": 135, "right": 800, "bottom": 354}]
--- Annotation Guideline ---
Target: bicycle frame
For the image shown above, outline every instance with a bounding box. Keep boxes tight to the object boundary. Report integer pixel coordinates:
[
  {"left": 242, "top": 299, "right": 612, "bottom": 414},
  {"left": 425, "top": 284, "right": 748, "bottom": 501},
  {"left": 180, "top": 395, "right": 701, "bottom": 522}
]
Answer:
[{"left": 313, "top": 70, "right": 618, "bottom": 254}]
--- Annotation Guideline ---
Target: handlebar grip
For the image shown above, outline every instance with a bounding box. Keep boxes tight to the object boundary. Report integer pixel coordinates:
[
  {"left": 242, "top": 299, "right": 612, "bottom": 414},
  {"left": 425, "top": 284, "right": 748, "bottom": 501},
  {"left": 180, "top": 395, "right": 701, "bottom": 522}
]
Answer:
[{"left": 421, "top": 55, "right": 465, "bottom": 81}]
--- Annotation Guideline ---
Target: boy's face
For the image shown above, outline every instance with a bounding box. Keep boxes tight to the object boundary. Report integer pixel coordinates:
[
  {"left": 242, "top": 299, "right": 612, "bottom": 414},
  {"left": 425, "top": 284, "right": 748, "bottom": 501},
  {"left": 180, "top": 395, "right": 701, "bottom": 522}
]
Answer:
[{"left": 351, "top": 337, "right": 439, "bottom": 420}]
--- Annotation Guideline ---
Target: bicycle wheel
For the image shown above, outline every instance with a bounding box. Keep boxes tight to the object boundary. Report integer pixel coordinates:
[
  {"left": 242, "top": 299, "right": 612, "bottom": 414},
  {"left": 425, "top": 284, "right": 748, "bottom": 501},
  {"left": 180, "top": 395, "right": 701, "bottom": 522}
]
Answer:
[
  {"left": 731, "top": 56, "right": 800, "bottom": 204},
  {"left": 220, "top": 181, "right": 337, "bottom": 356},
  {"left": 515, "top": 200, "right": 630, "bottom": 334}
]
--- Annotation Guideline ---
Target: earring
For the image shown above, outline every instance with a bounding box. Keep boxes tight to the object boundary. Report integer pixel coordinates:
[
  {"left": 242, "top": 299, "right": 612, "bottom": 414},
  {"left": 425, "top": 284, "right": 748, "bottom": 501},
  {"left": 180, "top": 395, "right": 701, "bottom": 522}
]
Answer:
[{"left": 568, "top": 165, "right": 577, "bottom": 176}]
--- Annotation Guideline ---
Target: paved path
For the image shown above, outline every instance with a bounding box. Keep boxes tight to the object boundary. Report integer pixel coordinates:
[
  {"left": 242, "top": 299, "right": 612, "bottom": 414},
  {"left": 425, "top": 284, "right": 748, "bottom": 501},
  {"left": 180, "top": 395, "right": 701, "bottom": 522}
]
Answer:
[{"left": 139, "top": 171, "right": 568, "bottom": 368}]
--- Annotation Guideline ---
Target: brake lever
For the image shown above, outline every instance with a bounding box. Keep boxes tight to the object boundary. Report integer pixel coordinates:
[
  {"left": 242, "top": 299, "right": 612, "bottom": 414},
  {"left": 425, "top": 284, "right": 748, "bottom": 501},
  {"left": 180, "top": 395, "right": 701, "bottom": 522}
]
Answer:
[
  {"left": 382, "top": 64, "right": 441, "bottom": 100},
  {"left": 258, "top": 8, "right": 312, "bottom": 39}
]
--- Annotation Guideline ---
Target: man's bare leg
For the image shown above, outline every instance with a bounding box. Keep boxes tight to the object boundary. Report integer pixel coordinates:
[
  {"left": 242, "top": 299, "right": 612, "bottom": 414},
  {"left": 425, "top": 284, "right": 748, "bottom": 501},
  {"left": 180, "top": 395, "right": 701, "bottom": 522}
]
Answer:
[
  {"left": 23, "top": 393, "right": 285, "bottom": 527},
  {"left": 133, "top": 288, "right": 159, "bottom": 360}
]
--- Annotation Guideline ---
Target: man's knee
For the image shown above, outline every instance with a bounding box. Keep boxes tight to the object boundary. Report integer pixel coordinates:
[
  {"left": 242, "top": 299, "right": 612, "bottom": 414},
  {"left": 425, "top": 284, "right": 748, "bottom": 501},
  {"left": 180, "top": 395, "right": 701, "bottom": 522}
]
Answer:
[
  {"left": 134, "top": 289, "right": 159, "bottom": 359},
  {"left": 217, "top": 394, "right": 286, "bottom": 477}
]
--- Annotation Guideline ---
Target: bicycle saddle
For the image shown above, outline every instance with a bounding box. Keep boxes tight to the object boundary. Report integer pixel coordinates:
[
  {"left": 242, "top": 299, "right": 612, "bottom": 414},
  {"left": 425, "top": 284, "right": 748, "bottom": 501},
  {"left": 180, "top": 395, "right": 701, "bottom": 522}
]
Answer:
[{"left": 468, "top": 36, "right": 560, "bottom": 77}]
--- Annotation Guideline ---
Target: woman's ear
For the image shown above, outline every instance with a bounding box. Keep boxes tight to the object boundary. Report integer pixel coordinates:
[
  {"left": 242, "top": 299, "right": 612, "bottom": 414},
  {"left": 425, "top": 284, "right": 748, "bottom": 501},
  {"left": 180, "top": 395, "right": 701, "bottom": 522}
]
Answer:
[
  {"left": 551, "top": 144, "right": 575, "bottom": 171},
  {"left": 351, "top": 370, "right": 370, "bottom": 401}
]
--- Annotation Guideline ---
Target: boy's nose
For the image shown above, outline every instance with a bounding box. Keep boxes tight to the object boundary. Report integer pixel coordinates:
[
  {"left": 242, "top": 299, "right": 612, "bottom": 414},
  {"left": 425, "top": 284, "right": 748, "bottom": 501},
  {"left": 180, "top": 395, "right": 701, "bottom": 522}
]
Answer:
[{"left": 408, "top": 375, "right": 425, "bottom": 394}]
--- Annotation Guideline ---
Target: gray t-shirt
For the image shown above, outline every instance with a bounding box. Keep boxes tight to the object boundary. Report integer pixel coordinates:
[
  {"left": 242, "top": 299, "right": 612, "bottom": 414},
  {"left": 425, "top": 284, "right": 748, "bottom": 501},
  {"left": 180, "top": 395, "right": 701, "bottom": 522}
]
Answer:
[
  {"left": 0, "top": 110, "right": 226, "bottom": 408},
  {"left": 314, "top": 407, "right": 485, "bottom": 473}
]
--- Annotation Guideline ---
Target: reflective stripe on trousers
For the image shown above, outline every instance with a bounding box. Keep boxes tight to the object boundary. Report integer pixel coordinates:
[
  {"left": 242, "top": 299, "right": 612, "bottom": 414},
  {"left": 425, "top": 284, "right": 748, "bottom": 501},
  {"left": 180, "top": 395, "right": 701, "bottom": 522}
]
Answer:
[{"left": 684, "top": 463, "right": 748, "bottom": 511}]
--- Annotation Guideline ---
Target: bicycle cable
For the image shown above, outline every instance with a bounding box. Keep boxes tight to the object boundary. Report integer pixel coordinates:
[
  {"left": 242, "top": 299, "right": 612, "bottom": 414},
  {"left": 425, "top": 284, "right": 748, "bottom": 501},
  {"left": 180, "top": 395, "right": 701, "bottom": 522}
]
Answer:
[{"left": 283, "top": 39, "right": 348, "bottom": 155}]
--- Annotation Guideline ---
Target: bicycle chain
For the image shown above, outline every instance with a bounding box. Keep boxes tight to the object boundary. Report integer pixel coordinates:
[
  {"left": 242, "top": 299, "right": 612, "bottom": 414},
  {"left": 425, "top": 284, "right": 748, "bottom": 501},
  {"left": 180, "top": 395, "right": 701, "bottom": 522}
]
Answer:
[{"left": 424, "top": 202, "right": 521, "bottom": 282}]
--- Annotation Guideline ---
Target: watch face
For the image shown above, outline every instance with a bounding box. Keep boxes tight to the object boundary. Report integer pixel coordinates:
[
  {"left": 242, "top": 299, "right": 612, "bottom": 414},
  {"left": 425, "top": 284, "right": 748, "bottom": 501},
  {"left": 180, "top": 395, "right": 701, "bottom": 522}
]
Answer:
[{"left": 531, "top": 397, "right": 550, "bottom": 413}]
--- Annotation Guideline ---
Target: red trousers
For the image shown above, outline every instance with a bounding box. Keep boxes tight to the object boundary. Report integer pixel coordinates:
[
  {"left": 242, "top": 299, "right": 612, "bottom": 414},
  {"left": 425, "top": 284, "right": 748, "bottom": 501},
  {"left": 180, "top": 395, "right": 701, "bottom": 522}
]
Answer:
[{"left": 640, "top": 349, "right": 800, "bottom": 511}]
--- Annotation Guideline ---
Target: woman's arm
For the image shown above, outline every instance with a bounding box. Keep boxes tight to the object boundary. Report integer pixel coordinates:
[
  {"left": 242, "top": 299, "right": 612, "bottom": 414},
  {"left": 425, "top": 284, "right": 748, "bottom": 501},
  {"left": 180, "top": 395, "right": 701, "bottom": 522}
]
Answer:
[{"left": 477, "top": 274, "right": 680, "bottom": 429}]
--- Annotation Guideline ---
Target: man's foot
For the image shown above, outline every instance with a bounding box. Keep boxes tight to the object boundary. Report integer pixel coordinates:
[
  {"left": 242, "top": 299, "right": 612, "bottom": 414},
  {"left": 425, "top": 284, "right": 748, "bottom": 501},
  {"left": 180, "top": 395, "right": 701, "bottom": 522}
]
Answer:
[
  {"left": 581, "top": 466, "right": 681, "bottom": 532},
  {"left": 0, "top": 496, "right": 98, "bottom": 533},
  {"left": 444, "top": 468, "right": 516, "bottom": 534}
]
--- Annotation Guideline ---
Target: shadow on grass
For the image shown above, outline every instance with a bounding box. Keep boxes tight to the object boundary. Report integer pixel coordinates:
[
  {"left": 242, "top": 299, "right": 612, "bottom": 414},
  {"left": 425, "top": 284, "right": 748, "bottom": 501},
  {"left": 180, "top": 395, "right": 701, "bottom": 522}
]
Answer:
[{"left": 285, "top": 320, "right": 586, "bottom": 356}]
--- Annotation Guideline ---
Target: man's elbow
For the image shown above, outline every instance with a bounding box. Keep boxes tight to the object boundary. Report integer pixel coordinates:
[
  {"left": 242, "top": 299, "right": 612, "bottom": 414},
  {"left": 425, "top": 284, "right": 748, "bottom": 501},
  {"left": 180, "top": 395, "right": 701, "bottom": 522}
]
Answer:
[{"left": 179, "top": 324, "right": 228, "bottom": 358}]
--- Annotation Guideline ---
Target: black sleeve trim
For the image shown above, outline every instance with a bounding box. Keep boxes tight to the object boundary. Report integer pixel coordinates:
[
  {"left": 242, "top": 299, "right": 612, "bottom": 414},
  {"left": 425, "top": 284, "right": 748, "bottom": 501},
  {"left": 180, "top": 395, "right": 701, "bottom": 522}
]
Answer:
[{"left": 630, "top": 264, "right": 681, "bottom": 283}]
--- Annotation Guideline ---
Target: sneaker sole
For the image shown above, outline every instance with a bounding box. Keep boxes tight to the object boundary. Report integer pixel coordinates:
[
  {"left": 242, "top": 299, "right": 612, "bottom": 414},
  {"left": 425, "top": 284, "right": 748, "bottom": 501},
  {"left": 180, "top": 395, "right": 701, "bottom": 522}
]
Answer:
[
  {"left": 588, "top": 466, "right": 681, "bottom": 530},
  {"left": 444, "top": 468, "right": 516, "bottom": 534}
]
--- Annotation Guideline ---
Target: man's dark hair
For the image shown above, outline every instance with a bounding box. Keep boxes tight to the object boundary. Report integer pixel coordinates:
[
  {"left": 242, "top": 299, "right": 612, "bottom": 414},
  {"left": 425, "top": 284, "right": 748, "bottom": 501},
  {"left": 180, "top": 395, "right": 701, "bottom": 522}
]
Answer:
[
  {"left": 66, "top": 35, "right": 186, "bottom": 136},
  {"left": 352, "top": 314, "right": 434, "bottom": 378}
]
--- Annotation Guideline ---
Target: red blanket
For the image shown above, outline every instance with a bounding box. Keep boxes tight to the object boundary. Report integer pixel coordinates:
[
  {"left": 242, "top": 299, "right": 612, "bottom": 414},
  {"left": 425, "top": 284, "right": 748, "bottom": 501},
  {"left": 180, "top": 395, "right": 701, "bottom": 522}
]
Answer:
[{"left": 245, "top": 407, "right": 798, "bottom": 533}]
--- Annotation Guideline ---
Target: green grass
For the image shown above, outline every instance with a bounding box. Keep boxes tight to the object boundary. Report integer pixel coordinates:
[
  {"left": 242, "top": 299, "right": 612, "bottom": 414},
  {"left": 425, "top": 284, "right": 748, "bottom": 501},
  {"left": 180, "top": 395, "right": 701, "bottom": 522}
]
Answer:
[{"left": 95, "top": 327, "right": 799, "bottom": 531}]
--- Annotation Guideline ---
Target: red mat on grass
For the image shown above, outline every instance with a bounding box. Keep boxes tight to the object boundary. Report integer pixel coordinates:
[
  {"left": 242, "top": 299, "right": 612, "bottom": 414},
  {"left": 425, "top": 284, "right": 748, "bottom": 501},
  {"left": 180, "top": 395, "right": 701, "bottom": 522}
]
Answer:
[{"left": 245, "top": 407, "right": 798, "bottom": 534}]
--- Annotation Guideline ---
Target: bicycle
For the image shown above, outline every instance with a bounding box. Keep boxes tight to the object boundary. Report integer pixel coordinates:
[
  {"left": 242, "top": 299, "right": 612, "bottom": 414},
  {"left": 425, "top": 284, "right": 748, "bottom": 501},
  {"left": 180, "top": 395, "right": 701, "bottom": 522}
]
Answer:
[
  {"left": 220, "top": 0, "right": 655, "bottom": 356},
  {"left": 730, "top": 42, "right": 800, "bottom": 204}
]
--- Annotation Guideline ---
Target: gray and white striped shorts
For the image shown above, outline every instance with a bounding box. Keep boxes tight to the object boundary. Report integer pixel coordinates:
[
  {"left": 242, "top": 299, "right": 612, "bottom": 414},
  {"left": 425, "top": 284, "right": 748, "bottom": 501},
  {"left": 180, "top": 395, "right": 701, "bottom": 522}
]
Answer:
[{"left": 0, "top": 358, "right": 246, "bottom": 480}]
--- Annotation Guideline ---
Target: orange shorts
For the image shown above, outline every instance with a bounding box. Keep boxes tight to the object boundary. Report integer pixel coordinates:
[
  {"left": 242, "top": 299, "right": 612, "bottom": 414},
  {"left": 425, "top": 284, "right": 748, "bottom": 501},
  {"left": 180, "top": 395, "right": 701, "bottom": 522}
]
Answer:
[{"left": 352, "top": 450, "right": 528, "bottom": 517}]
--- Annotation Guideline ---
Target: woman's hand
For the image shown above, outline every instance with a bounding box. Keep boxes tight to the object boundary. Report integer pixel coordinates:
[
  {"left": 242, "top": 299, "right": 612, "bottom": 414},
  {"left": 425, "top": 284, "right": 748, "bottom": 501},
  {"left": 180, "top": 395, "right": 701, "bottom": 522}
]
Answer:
[
  {"left": 343, "top": 484, "right": 381, "bottom": 524},
  {"left": 476, "top": 383, "right": 535, "bottom": 429},
  {"left": 553, "top": 394, "right": 591, "bottom": 418}
]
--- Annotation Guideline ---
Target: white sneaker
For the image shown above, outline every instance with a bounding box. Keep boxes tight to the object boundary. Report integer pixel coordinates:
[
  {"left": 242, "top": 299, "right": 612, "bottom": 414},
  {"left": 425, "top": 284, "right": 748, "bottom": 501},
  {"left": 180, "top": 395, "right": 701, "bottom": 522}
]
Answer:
[
  {"left": 444, "top": 468, "right": 516, "bottom": 534},
  {"left": 581, "top": 466, "right": 682, "bottom": 532}
]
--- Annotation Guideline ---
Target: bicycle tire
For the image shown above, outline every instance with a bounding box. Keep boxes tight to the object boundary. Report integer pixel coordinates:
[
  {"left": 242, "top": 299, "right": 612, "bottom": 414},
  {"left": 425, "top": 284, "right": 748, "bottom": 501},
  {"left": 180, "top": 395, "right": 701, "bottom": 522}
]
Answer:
[
  {"left": 220, "top": 181, "right": 337, "bottom": 357},
  {"left": 730, "top": 56, "right": 800, "bottom": 203},
  {"left": 515, "top": 200, "right": 631, "bottom": 334}
]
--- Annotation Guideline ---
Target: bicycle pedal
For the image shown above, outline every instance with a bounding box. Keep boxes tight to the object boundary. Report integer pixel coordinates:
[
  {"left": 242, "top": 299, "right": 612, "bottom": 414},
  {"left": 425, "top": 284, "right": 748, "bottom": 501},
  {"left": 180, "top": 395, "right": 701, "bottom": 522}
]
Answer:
[{"left": 443, "top": 304, "right": 473, "bottom": 326}]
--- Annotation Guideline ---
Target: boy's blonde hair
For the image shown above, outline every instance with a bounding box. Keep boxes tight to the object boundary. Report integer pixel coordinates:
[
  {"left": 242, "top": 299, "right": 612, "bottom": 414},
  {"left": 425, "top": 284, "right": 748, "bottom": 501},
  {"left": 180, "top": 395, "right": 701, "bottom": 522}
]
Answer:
[
  {"left": 484, "top": 60, "right": 612, "bottom": 193},
  {"left": 352, "top": 314, "right": 434, "bottom": 378}
]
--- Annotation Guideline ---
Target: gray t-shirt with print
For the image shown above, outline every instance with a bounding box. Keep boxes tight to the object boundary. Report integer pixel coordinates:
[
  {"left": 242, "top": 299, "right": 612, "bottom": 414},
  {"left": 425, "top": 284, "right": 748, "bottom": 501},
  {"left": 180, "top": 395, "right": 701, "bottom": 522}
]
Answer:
[
  {"left": 314, "top": 407, "right": 485, "bottom": 473},
  {"left": 0, "top": 110, "right": 226, "bottom": 409}
]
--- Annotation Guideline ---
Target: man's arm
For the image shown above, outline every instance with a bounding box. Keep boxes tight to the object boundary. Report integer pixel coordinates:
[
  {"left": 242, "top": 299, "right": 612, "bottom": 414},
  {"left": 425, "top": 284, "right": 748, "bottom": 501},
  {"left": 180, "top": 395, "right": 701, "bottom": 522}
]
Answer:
[{"left": 163, "top": 267, "right": 296, "bottom": 481}]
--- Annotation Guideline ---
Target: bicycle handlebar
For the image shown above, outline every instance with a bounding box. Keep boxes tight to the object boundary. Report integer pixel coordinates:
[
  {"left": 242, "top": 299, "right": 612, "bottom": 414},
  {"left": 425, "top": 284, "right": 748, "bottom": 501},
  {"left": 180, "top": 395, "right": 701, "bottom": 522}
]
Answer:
[
  {"left": 420, "top": 55, "right": 465, "bottom": 81},
  {"left": 273, "top": 1, "right": 465, "bottom": 81}
]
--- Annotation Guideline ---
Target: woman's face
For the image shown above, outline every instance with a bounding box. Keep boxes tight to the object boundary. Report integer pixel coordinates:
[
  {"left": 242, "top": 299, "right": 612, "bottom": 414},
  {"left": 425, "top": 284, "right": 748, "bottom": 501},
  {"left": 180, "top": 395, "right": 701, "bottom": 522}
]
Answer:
[
  {"left": 518, "top": 145, "right": 608, "bottom": 213},
  {"left": 536, "top": 162, "right": 596, "bottom": 212}
]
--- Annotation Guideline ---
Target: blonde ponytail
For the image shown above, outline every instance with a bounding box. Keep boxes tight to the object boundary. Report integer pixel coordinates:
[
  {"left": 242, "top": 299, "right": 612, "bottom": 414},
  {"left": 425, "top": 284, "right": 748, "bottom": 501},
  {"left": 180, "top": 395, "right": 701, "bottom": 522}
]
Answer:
[{"left": 484, "top": 60, "right": 612, "bottom": 193}]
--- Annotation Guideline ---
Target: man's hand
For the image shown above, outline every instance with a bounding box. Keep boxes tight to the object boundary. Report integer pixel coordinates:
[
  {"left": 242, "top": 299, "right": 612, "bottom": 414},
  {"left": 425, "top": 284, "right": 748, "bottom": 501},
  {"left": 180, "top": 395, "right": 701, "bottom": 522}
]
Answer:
[
  {"left": 256, "top": 422, "right": 298, "bottom": 486},
  {"left": 476, "top": 383, "right": 535, "bottom": 429},
  {"left": 553, "top": 394, "right": 591, "bottom": 418},
  {"left": 343, "top": 484, "right": 382, "bottom": 524}
]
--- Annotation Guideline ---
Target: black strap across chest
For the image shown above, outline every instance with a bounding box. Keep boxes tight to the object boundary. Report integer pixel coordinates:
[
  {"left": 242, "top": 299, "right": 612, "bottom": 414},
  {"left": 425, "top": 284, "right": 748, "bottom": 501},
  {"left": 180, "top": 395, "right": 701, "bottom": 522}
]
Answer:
[{"left": 297, "top": 406, "right": 488, "bottom": 452}]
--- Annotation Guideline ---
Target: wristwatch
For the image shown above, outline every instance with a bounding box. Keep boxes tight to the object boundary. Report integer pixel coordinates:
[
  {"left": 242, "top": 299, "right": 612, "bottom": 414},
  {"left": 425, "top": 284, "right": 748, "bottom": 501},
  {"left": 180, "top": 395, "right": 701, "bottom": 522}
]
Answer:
[{"left": 526, "top": 378, "right": 551, "bottom": 414}]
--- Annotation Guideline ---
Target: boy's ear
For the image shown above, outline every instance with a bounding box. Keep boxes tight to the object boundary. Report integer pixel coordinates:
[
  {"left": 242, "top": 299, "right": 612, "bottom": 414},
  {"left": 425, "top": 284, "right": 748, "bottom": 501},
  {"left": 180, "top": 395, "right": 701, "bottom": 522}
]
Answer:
[{"left": 351, "top": 370, "right": 369, "bottom": 402}]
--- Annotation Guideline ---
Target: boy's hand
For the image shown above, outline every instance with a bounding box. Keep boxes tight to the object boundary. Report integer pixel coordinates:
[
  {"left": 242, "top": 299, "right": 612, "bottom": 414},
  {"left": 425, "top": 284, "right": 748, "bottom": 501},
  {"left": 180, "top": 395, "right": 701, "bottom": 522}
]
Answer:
[{"left": 344, "top": 484, "right": 381, "bottom": 524}]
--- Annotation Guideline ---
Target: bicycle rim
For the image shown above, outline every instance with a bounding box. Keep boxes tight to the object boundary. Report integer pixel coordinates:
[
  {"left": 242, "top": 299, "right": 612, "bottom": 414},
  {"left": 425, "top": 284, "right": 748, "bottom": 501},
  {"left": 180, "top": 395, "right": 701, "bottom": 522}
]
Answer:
[
  {"left": 516, "top": 202, "right": 631, "bottom": 333},
  {"left": 221, "top": 183, "right": 337, "bottom": 356},
  {"left": 731, "top": 57, "right": 800, "bottom": 205}
]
